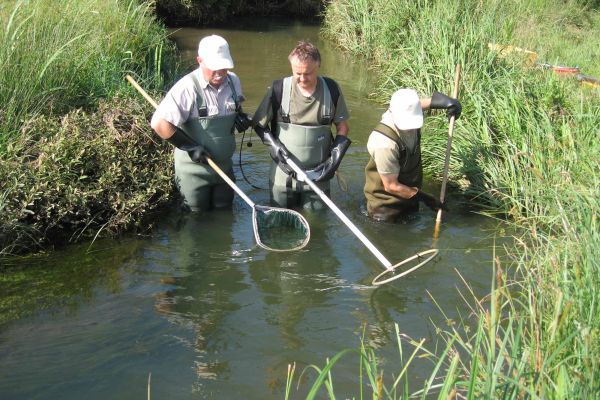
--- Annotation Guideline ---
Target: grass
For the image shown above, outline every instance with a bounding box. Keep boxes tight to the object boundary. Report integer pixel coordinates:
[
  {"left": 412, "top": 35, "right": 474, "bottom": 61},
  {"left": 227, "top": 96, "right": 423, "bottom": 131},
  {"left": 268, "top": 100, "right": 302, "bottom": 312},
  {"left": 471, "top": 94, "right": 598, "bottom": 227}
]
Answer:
[
  {"left": 286, "top": 0, "right": 600, "bottom": 397},
  {"left": 0, "top": 0, "right": 174, "bottom": 148},
  {"left": 286, "top": 251, "right": 597, "bottom": 398},
  {"left": 0, "top": 96, "right": 175, "bottom": 256},
  {"left": 0, "top": 0, "right": 179, "bottom": 255}
]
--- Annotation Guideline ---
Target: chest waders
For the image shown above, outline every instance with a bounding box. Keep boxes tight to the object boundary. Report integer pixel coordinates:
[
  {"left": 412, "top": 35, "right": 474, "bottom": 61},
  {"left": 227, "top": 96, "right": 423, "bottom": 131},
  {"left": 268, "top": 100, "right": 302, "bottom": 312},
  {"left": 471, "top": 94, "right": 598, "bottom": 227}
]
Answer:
[
  {"left": 175, "top": 72, "right": 239, "bottom": 211},
  {"left": 271, "top": 77, "right": 334, "bottom": 210},
  {"left": 364, "top": 123, "right": 423, "bottom": 221}
]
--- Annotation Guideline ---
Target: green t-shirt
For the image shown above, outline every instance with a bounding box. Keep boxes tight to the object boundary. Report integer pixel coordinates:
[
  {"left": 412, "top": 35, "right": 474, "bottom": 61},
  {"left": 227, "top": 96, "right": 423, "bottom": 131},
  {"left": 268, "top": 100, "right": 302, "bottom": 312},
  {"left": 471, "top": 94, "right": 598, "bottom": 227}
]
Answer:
[{"left": 253, "top": 77, "right": 349, "bottom": 128}]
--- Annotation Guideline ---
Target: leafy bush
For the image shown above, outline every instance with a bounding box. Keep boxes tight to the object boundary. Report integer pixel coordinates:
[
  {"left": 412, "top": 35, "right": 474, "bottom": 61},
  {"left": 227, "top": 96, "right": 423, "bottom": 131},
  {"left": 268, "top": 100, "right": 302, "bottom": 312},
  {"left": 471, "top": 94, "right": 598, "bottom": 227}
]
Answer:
[{"left": 0, "top": 97, "right": 175, "bottom": 256}]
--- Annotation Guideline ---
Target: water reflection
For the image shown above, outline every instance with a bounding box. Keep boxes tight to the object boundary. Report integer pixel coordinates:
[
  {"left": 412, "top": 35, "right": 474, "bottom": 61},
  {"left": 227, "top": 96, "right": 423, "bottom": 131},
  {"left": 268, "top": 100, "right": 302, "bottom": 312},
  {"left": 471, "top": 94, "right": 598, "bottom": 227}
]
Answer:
[
  {"left": 0, "top": 238, "right": 145, "bottom": 326},
  {"left": 154, "top": 211, "right": 250, "bottom": 381},
  {"left": 248, "top": 222, "right": 339, "bottom": 350}
]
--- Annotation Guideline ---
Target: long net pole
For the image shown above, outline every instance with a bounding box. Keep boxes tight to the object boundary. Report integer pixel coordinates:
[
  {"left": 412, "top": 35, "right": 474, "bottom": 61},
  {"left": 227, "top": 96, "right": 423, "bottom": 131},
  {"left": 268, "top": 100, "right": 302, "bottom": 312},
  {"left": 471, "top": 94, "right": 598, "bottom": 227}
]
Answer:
[
  {"left": 433, "top": 64, "right": 461, "bottom": 239},
  {"left": 286, "top": 159, "right": 393, "bottom": 269}
]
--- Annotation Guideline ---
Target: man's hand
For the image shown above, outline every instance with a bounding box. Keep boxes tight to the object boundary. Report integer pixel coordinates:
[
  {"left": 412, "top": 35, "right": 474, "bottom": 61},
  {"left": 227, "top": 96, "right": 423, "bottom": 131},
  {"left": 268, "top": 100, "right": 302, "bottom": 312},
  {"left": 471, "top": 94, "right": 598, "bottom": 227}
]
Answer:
[
  {"left": 304, "top": 135, "right": 351, "bottom": 182},
  {"left": 188, "top": 146, "right": 212, "bottom": 165},
  {"left": 254, "top": 126, "right": 290, "bottom": 163},
  {"left": 235, "top": 112, "right": 252, "bottom": 132},
  {"left": 414, "top": 190, "right": 446, "bottom": 211},
  {"left": 430, "top": 92, "right": 461, "bottom": 120},
  {"left": 253, "top": 125, "right": 295, "bottom": 174}
]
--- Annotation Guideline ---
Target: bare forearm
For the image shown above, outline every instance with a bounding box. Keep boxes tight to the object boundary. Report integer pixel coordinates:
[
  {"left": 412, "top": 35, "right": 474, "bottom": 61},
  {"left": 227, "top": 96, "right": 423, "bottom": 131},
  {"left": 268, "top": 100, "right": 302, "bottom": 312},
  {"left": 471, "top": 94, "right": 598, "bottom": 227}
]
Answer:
[
  {"left": 420, "top": 98, "right": 431, "bottom": 111},
  {"left": 380, "top": 174, "right": 418, "bottom": 199},
  {"left": 150, "top": 118, "right": 177, "bottom": 140},
  {"left": 335, "top": 120, "right": 349, "bottom": 137}
]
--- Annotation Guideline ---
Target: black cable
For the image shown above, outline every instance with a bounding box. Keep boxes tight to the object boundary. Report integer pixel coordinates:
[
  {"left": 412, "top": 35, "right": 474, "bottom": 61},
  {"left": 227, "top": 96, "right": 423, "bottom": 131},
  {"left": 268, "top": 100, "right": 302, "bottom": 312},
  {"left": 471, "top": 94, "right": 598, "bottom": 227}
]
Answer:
[{"left": 238, "top": 129, "right": 269, "bottom": 191}]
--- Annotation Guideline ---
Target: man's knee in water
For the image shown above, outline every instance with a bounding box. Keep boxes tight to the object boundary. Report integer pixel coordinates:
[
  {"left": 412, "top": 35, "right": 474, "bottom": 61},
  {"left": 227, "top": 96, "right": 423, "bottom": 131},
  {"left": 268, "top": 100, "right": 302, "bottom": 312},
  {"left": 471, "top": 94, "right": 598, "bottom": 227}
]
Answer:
[{"left": 211, "top": 183, "right": 234, "bottom": 209}]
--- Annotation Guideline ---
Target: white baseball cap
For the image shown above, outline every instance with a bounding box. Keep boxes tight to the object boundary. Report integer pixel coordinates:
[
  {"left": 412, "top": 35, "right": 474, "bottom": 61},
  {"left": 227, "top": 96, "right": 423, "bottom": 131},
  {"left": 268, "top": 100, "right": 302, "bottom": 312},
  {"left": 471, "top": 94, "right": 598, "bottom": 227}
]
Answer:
[
  {"left": 389, "top": 89, "right": 423, "bottom": 130},
  {"left": 198, "top": 35, "right": 234, "bottom": 70}
]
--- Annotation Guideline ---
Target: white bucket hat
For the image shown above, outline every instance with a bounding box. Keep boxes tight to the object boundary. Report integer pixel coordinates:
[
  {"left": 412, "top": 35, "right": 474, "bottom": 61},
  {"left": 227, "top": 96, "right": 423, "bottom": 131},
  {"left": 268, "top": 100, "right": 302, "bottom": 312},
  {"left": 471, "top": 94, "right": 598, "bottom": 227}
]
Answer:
[
  {"left": 198, "top": 35, "right": 234, "bottom": 70},
  {"left": 389, "top": 88, "right": 423, "bottom": 130}
]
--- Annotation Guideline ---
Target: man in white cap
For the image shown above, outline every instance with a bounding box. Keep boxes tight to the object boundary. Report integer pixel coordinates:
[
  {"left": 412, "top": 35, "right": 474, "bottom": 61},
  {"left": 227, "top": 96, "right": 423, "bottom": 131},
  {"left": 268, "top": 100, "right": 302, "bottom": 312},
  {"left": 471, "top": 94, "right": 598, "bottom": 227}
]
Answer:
[
  {"left": 151, "top": 34, "right": 250, "bottom": 212},
  {"left": 363, "top": 89, "right": 461, "bottom": 222}
]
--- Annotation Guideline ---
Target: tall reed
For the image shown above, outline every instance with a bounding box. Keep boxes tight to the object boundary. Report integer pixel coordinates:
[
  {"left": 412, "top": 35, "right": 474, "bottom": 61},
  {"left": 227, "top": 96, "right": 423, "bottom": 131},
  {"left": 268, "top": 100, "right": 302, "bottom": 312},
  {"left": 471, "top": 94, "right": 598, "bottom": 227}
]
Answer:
[{"left": 0, "top": 0, "right": 174, "bottom": 148}]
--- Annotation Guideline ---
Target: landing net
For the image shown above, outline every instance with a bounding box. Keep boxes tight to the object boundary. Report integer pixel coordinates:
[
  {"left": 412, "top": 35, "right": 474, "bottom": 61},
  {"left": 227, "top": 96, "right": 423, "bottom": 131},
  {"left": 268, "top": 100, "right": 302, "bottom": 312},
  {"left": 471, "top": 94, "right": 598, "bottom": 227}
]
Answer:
[{"left": 253, "top": 205, "right": 310, "bottom": 252}]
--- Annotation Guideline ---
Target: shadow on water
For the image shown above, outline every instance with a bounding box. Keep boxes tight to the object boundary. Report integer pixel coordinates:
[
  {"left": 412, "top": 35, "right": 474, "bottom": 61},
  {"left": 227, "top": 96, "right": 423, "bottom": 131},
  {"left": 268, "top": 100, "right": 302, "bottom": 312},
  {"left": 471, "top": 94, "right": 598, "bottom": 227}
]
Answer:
[{"left": 0, "top": 19, "right": 514, "bottom": 399}]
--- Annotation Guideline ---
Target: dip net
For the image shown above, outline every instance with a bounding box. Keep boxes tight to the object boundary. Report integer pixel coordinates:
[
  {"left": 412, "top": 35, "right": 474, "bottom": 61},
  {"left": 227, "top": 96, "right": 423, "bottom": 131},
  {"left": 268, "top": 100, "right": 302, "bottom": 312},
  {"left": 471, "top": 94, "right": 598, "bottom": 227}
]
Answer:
[{"left": 253, "top": 205, "right": 310, "bottom": 252}]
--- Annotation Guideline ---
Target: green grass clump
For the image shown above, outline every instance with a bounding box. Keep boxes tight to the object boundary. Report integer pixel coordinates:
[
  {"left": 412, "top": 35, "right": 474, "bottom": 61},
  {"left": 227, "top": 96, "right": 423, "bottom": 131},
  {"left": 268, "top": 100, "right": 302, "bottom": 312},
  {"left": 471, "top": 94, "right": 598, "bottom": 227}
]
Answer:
[
  {"left": 0, "top": 0, "right": 179, "bottom": 255},
  {"left": 315, "top": 0, "right": 600, "bottom": 397},
  {"left": 0, "top": 0, "right": 175, "bottom": 148}
]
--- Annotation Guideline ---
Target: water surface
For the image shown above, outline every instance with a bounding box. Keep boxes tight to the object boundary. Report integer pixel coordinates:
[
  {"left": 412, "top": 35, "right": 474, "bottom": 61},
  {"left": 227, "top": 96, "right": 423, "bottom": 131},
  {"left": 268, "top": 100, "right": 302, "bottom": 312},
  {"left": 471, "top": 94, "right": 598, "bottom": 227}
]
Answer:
[{"left": 0, "top": 19, "right": 510, "bottom": 399}]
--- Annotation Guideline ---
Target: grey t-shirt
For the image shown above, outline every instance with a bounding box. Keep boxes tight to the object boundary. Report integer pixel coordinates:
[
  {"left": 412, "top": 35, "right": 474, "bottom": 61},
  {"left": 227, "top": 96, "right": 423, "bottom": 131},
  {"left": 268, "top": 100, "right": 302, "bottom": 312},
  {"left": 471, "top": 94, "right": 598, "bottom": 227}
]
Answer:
[{"left": 253, "top": 77, "right": 349, "bottom": 128}]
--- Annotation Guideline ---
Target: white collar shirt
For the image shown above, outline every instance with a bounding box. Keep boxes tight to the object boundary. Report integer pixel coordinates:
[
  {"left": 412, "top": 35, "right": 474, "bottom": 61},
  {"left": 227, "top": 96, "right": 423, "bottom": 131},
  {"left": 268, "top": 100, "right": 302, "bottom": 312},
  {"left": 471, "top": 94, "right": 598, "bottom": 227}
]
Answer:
[{"left": 151, "top": 68, "right": 244, "bottom": 128}]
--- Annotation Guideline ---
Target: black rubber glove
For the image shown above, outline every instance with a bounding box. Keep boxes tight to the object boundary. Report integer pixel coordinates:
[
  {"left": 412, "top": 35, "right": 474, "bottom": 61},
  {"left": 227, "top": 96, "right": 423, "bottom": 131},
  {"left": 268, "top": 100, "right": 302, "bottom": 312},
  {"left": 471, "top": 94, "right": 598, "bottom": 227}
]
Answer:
[
  {"left": 254, "top": 125, "right": 290, "bottom": 163},
  {"left": 166, "top": 128, "right": 198, "bottom": 151},
  {"left": 430, "top": 91, "right": 462, "bottom": 120},
  {"left": 414, "top": 190, "right": 446, "bottom": 211},
  {"left": 166, "top": 129, "right": 211, "bottom": 165},
  {"left": 235, "top": 112, "right": 252, "bottom": 133},
  {"left": 187, "top": 146, "right": 211, "bottom": 165},
  {"left": 305, "top": 135, "right": 352, "bottom": 182},
  {"left": 254, "top": 125, "right": 294, "bottom": 175}
]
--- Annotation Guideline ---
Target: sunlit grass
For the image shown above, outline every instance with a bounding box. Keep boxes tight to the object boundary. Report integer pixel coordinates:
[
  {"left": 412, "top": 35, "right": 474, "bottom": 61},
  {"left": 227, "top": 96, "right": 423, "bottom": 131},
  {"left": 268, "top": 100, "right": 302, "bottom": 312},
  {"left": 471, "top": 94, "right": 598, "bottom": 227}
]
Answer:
[{"left": 0, "top": 0, "right": 174, "bottom": 148}]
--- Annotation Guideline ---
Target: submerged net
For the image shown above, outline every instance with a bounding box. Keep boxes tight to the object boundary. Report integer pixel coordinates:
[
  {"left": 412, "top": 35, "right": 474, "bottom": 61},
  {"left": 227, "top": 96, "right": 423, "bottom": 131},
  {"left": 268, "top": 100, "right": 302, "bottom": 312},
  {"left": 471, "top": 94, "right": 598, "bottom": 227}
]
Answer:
[
  {"left": 253, "top": 205, "right": 310, "bottom": 252},
  {"left": 372, "top": 249, "right": 439, "bottom": 285}
]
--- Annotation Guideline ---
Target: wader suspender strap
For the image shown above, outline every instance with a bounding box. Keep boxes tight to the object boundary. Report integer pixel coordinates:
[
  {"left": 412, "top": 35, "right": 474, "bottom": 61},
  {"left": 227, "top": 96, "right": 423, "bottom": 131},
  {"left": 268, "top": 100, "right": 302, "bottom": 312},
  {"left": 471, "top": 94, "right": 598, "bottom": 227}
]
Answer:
[
  {"left": 190, "top": 73, "right": 240, "bottom": 117},
  {"left": 374, "top": 122, "right": 421, "bottom": 171},
  {"left": 373, "top": 122, "right": 403, "bottom": 146},
  {"left": 190, "top": 74, "right": 208, "bottom": 117},
  {"left": 374, "top": 122, "right": 420, "bottom": 154},
  {"left": 320, "top": 77, "right": 333, "bottom": 123},
  {"left": 322, "top": 77, "right": 340, "bottom": 116},
  {"left": 280, "top": 77, "right": 293, "bottom": 123},
  {"left": 227, "top": 75, "right": 241, "bottom": 112}
]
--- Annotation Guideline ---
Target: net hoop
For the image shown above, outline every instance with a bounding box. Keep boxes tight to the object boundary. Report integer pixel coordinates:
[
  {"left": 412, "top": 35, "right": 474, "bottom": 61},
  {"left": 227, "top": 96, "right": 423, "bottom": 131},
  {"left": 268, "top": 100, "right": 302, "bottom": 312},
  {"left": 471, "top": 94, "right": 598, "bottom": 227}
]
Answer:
[
  {"left": 252, "top": 205, "right": 311, "bottom": 252},
  {"left": 372, "top": 248, "right": 439, "bottom": 286}
]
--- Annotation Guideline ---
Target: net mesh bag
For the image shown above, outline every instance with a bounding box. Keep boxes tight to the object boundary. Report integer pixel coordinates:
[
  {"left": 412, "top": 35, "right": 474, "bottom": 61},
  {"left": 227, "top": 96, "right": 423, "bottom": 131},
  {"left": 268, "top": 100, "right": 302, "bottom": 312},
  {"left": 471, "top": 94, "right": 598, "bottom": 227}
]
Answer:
[{"left": 253, "top": 205, "right": 310, "bottom": 252}]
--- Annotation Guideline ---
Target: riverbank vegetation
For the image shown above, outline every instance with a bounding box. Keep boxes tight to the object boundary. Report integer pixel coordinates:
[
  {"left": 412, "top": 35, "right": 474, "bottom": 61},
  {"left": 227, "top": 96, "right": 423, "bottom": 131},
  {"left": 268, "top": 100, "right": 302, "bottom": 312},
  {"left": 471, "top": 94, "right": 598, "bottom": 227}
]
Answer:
[
  {"left": 298, "top": 0, "right": 599, "bottom": 397},
  {"left": 154, "top": 0, "right": 323, "bottom": 26},
  {"left": 0, "top": 0, "right": 178, "bottom": 255}
]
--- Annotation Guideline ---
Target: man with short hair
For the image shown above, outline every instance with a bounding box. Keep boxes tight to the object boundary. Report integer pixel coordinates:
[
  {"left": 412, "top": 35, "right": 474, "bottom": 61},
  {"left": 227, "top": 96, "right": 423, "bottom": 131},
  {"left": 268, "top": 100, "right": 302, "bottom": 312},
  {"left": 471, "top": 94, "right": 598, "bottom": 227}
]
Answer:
[
  {"left": 252, "top": 41, "right": 351, "bottom": 210},
  {"left": 151, "top": 34, "right": 250, "bottom": 212},
  {"left": 364, "top": 88, "right": 461, "bottom": 222}
]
